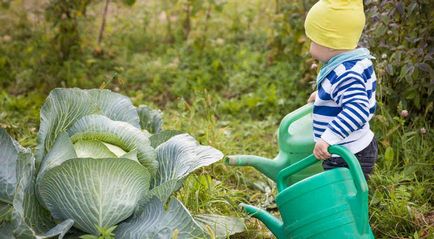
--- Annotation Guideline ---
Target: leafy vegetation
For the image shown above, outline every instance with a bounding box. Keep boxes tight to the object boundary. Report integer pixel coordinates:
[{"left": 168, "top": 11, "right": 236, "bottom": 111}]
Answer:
[
  {"left": 362, "top": 0, "right": 433, "bottom": 120},
  {"left": 0, "top": 0, "right": 433, "bottom": 238},
  {"left": 0, "top": 88, "right": 244, "bottom": 238}
]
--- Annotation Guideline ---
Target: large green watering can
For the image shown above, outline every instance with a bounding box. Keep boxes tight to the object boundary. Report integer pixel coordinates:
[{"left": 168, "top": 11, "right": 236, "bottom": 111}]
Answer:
[
  {"left": 226, "top": 104, "right": 322, "bottom": 183},
  {"left": 241, "top": 145, "right": 374, "bottom": 239}
]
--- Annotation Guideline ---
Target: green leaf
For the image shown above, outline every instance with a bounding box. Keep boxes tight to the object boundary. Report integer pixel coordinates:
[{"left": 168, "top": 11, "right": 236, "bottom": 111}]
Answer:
[
  {"left": 152, "top": 134, "right": 223, "bottom": 189},
  {"left": 194, "top": 214, "right": 245, "bottom": 238},
  {"left": 36, "top": 88, "right": 140, "bottom": 167},
  {"left": 80, "top": 225, "right": 117, "bottom": 239},
  {"left": 36, "top": 89, "right": 94, "bottom": 166},
  {"left": 36, "top": 132, "right": 76, "bottom": 182},
  {"left": 38, "top": 158, "right": 150, "bottom": 235},
  {"left": 385, "top": 64, "right": 394, "bottom": 75},
  {"left": 0, "top": 129, "right": 19, "bottom": 204},
  {"left": 145, "top": 134, "right": 222, "bottom": 204},
  {"left": 416, "top": 63, "right": 432, "bottom": 73},
  {"left": 122, "top": 0, "right": 136, "bottom": 6},
  {"left": 67, "top": 115, "right": 157, "bottom": 174},
  {"left": 99, "top": 225, "right": 117, "bottom": 239},
  {"left": 0, "top": 130, "right": 73, "bottom": 238},
  {"left": 12, "top": 149, "right": 74, "bottom": 239},
  {"left": 0, "top": 203, "right": 12, "bottom": 223},
  {"left": 87, "top": 89, "right": 140, "bottom": 128},
  {"left": 115, "top": 197, "right": 206, "bottom": 239},
  {"left": 102, "top": 143, "right": 127, "bottom": 157},
  {"left": 136, "top": 106, "right": 163, "bottom": 134},
  {"left": 0, "top": 222, "right": 14, "bottom": 239},
  {"left": 37, "top": 219, "right": 75, "bottom": 239},
  {"left": 74, "top": 140, "right": 117, "bottom": 159},
  {"left": 35, "top": 132, "right": 77, "bottom": 209},
  {"left": 120, "top": 150, "right": 139, "bottom": 162},
  {"left": 144, "top": 179, "right": 182, "bottom": 204},
  {"left": 100, "top": 225, "right": 117, "bottom": 236},
  {"left": 384, "top": 147, "right": 394, "bottom": 162},
  {"left": 149, "top": 130, "right": 183, "bottom": 148},
  {"left": 384, "top": 147, "right": 394, "bottom": 169},
  {"left": 79, "top": 235, "right": 98, "bottom": 239}
]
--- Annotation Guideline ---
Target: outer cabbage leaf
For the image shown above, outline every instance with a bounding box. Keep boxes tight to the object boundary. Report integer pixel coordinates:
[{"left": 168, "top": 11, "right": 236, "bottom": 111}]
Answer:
[
  {"left": 194, "top": 214, "right": 245, "bottom": 238},
  {"left": 152, "top": 134, "right": 223, "bottom": 186},
  {"left": 140, "top": 179, "right": 182, "bottom": 206},
  {"left": 36, "top": 88, "right": 140, "bottom": 167},
  {"left": 87, "top": 89, "right": 140, "bottom": 129},
  {"left": 136, "top": 106, "right": 163, "bottom": 134},
  {"left": 149, "top": 130, "right": 183, "bottom": 149},
  {"left": 115, "top": 197, "right": 206, "bottom": 239},
  {"left": 35, "top": 89, "right": 95, "bottom": 166},
  {"left": 148, "top": 134, "right": 223, "bottom": 202},
  {"left": 0, "top": 203, "right": 12, "bottom": 223},
  {"left": 67, "top": 115, "right": 157, "bottom": 174},
  {"left": 36, "top": 132, "right": 76, "bottom": 191},
  {"left": 0, "top": 221, "right": 14, "bottom": 239},
  {"left": 0, "top": 129, "right": 19, "bottom": 204},
  {"left": 38, "top": 158, "right": 151, "bottom": 235},
  {"left": 0, "top": 130, "right": 74, "bottom": 238},
  {"left": 13, "top": 149, "right": 74, "bottom": 239}
]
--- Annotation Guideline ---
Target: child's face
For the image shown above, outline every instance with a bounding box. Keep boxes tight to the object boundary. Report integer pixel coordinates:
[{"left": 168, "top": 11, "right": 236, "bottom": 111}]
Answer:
[
  {"left": 309, "top": 42, "right": 332, "bottom": 62},
  {"left": 309, "top": 41, "right": 352, "bottom": 62}
]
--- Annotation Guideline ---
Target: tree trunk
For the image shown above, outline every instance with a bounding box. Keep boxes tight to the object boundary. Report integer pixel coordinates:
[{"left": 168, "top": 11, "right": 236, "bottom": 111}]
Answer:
[
  {"left": 98, "top": 0, "right": 110, "bottom": 45},
  {"left": 183, "top": 1, "right": 191, "bottom": 41}
]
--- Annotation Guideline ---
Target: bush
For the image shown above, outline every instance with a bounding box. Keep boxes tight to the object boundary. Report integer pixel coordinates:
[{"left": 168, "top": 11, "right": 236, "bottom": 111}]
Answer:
[{"left": 362, "top": 0, "right": 434, "bottom": 122}]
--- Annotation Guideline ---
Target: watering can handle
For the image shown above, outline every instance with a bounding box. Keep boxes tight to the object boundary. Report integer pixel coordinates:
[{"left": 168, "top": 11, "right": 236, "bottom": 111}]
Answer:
[
  {"left": 276, "top": 145, "right": 369, "bottom": 234},
  {"left": 276, "top": 145, "right": 368, "bottom": 194},
  {"left": 278, "top": 103, "right": 313, "bottom": 145}
]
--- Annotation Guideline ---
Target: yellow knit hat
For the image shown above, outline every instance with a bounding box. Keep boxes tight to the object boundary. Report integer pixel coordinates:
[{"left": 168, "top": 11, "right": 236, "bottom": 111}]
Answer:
[{"left": 304, "top": 0, "right": 366, "bottom": 50}]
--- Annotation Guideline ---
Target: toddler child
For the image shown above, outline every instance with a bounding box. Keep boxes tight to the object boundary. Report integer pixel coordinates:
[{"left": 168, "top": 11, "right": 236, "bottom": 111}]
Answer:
[{"left": 304, "top": 0, "right": 378, "bottom": 180}]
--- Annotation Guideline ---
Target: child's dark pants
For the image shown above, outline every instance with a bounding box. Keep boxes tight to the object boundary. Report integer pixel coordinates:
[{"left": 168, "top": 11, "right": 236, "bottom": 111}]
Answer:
[{"left": 322, "top": 138, "right": 378, "bottom": 181}]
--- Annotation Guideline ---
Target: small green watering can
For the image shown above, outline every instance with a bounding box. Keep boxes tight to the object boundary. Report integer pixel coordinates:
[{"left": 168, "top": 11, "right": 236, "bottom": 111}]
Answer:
[
  {"left": 241, "top": 145, "right": 374, "bottom": 239},
  {"left": 226, "top": 104, "right": 322, "bottom": 184}
]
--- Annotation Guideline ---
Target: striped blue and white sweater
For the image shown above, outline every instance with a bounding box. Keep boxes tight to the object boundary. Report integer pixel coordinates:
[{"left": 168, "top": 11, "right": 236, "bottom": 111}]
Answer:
[{"left": 313, "top": 58, "right": 377, "bottom": 154}]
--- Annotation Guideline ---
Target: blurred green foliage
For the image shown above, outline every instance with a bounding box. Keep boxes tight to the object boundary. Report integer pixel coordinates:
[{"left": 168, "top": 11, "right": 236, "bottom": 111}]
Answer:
[
  {"left": 362, "top": 0, "right": 434, "bottom": 121},
  {"left": 0, "top": 0, "right": 433, "bottom": 238},
  {"left": 45, "top": 0, "right": 91, "bottom": 60}
]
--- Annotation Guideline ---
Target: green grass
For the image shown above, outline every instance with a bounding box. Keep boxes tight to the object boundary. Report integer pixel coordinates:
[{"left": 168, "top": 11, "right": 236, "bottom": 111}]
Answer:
[{"left": 2, "top": 89, "right": 432, "bottom": 238}]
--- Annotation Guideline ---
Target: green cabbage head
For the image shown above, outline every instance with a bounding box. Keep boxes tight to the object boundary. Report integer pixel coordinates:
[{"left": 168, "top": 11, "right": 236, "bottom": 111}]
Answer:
[{"left": 0, "top": 88, "right": 244, "bottom": 239}]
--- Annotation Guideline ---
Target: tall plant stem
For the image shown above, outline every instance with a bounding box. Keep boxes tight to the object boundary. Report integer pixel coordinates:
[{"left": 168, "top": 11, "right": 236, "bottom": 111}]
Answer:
[
  {"left": 183, "top": 1, "right": 191, "bottom": 41},
  {"left": 98, "top": 0, "right": 110, "bottom": 45}
]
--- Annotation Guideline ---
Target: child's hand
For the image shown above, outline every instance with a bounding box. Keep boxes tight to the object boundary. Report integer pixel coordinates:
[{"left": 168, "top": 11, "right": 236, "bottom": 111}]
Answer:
[
  {"left": 307, "top": 91, "right": 317, "bottom": 103},
  {"left": 313, "top": 139, "right": 330, "bottom": 160}
]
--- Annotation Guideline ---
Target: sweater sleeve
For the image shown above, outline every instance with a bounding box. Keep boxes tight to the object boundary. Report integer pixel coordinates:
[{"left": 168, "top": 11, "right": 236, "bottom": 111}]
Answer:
[{"left": 321, "top": 75, "right": 370, "bottom": 145}]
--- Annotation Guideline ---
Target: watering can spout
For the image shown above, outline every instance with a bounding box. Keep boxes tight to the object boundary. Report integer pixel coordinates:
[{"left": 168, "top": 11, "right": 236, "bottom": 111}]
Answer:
[
  {"left": 225, "top": 104, "right": 318, "bottom": 182},
  {"left": 240, "top": 203, "right": 285, "bottom": 239},
  {"left": 225, "top": 155, "right": 281, "bottom": 181}
]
